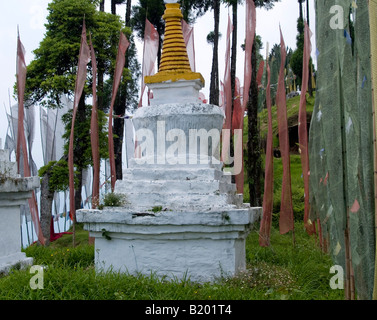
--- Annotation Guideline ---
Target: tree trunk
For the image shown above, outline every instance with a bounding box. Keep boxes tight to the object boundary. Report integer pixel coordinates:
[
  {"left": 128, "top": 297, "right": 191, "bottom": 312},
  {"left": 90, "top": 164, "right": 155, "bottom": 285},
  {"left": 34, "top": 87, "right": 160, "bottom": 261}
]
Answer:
[
  {"left": 114, "top": 102, "right": 125, "bottom": 180},
  {"left": 111, "top": 0, "right": 116, "bottom": 15},
  {"left": 209, "top": 0, "right": 220, "bottom": 106},
  {"left": 125, "top": 0, "right": 131, "bottom": 26},
  {"left": 40, "top": 170, "right": 54, "bottom": 246},
  {"left": 247, "top": 40, "right": 262, "bottom": 206},
  {"left": 306, "top": 0, "right": 313, "bottom": 97},
  {"left": 157, "top": 29, "right": 163, "bottom": 69},
  {"left": 230, "top": 2, "right": 237, "bottom": 183},
  {"left": 100, "top": 0, "right": 105, "bottom": 12}
]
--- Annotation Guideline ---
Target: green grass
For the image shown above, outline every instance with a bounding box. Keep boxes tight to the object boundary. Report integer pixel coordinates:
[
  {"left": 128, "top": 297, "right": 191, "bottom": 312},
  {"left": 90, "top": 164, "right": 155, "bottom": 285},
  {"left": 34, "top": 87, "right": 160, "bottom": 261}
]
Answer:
[
  {"left": 272, "top": 154, "right": 305, "bottom": 224},
  {"left": 0, "top": 223, "right": 344, "bottom": 300},
  {"left": 258, "top": 92, "right": 316, "bottom": 141}
]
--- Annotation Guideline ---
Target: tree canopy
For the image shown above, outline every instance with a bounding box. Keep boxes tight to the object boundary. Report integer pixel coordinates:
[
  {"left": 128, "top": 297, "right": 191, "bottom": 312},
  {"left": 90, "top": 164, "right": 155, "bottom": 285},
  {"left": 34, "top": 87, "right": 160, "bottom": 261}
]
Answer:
[{"left": 24, "top": 0, "right": 125, "bottom": 109}]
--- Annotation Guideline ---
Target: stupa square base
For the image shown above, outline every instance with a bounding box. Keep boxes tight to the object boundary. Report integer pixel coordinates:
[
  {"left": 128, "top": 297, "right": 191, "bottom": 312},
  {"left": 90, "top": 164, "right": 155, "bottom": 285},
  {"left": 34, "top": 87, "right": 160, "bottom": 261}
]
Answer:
[
  {"left": 78, "top": 208, "right": 261, "bottom": 283},
  {"left": 0, "top": 253, "right": 33, "bottom": 276}
]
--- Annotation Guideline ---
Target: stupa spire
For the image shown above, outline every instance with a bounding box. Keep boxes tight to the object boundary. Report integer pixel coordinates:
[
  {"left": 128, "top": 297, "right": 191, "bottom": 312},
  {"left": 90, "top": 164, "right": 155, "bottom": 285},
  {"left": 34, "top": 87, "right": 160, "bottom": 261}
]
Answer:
[{"left": 144, "top": 0, "right": 204, "bottom": 85}]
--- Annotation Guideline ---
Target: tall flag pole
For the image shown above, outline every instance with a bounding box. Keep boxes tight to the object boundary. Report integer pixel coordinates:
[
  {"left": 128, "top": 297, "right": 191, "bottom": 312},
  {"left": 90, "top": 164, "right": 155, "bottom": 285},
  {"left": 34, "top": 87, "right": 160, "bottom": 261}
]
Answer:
[
  {"left": 16, "top": 28, "right": 45, "bottom": 246},
  {"left": 231, "top": 77, "right": 244, "bottom": 193},
  {"left": 242, "top": 0, "right": 256, "bottom": 110},
  {"left": 221, "top": 14, "right": 233, "bottom": 164},
  {"left": 299, "top": 22, "right": 316, "bottom": 235},
  {"left": 259, "top": 43, "right": 273, "bottom": 247},
  {"left": 89, "top": 33, "right": 100, "bottom": 209},
  {"left": 68, "top": 19, "right": 91, "bottom": 241},
  {"left": 108, "top": 32, "right": 129, "bottom": 191},
  {"left": 138, "top": 19, "right": 159, "bottom": 107},
  {"left": 229, "top": 0, "right": 255, "bottom": 194},
  {"left": 16, "top": 27, "right": 27, "bottom": 174},
  {"left": 276, "top": 27, "right": 294, "bottom": 239}
]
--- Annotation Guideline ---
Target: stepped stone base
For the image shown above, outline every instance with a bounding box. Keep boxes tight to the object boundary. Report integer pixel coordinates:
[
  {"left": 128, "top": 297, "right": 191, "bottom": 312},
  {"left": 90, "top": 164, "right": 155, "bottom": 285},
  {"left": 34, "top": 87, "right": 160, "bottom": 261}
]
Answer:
[
  {"left": 78, "top": 208, "right": 260, "bottom": 282},
  {"left": 77, "top": 102, "right": 262, "bottom": 283},
  {"left": 77, "top": 162, "right": 261, "bottom": 283}
]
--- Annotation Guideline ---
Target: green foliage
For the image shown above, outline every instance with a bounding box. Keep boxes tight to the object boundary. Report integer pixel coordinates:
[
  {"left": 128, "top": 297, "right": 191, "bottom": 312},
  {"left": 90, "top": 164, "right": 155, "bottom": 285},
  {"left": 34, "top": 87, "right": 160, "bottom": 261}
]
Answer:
[
  {"left": 271, "top": 155, "right": 305, "bottom": 226},
  {"left": 150, "top": 206, "right": 163, "bottom": 213},
  {"left": 253, "top": 0, "right": 280, "bottom": 9},
  {"left": 206, "top": 31, "right": 222, "bottom": 45},
  {"left": 61, "top": 107, "right": 108, "bottom": 167},
  {"left": 38, "top": 160, "right": 75, "bottom": 192},
  {"left": 131, "top": 0, "right": 165, "bottom": 40},
  {"left": 290, "top": 48, "right": 304, "bottom": 87},
  {"left": 24, "top": 0, "right": 124, "bottom": 107},
  {"left": 101, "top": 228, "right": 112, "bottom": 240},
  {"left": 258, "top": 92, "right": 316, "bottom": 141},
  {"left": 245, "top": 224, "right": 344, "bottom": 300},
  {"left": 99, "top": 192, "right": 127, "bottom": 208}
]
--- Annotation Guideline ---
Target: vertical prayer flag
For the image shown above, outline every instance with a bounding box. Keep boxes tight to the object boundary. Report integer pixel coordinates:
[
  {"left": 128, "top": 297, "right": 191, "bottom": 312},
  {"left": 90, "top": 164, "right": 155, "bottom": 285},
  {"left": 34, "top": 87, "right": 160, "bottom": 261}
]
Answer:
[
  {"left": 139, "top": 19, "right": 159, "bottom": 107},
  {"left": 182, "top": 19, "right": 196, "bottom": 72},
  {"left": 276, "top": 27, "right": 294, "bottom": 235},
  {"left": 300, "top": 22, "right": 316, "bottom": 235},
  {"left": 68, "top": 19, "right": 91, "bottom": 219},
  {"left": 232, "top": 77, "right": 244, "bottom": 193},
  {"left": 108, "top": 32, "right": 129, "bottom": 191},
  {"left": 242, "top": 0, "right": 256, "bottom": 110},
  {"left": 89, "top": 34, "right": 100, "bottom": 209},
  {"left": 16, "top": 29, "right": 45, "bottom": 245},
  {"left": 259, "top": 55, "right": 273, "bottom": 247}
]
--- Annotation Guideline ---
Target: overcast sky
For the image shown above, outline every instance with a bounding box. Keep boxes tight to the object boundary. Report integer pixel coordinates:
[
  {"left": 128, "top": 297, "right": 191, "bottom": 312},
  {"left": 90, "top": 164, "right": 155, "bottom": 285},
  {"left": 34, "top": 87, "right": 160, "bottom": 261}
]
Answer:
[{"left": 0, "top": 0, "right": 316, "bottom": 158}]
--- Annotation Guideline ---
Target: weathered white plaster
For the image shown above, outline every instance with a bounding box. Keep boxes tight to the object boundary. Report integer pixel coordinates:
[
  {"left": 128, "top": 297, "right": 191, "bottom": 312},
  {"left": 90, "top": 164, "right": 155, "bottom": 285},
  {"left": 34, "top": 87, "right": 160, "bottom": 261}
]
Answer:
[
  {"left": 0, "top": 149, "right": 38, "bottom": 274},
  {"left": 77, "top": 77, "right": 262, "bottom": 283},
  {"left": 132, "top": 103, "right": 224, "bottom": 165},
  {"left": 147, "top": 79, "right": 204, "bottom": 106},
  {"left": 77, "top": 207, "right": 261, "bottom": 282}
]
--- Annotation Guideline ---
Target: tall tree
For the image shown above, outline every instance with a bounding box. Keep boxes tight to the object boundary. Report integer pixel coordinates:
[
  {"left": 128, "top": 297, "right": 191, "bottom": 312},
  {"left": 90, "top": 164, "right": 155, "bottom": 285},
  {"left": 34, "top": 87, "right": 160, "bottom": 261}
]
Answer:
[
  {"left": 306, "top": 0, "right": 313, "bottom": 96},
  {"left": 224, "top": 0, "right": 241, "bottom": 174},
  {"left": 24, "top": 0, "right": 127, "bottom": 213},
  {"left": 111, "top": 0, "right": 127, "bottom": 15},
  {"left": 209, "top": 0, "right": 220, "bottom": 105},
  {"left": 291, "top": 0, "right": 314, "bottom": 96},
  {"left": 247, "top": 0, "right": 280, "bottom": 206}
]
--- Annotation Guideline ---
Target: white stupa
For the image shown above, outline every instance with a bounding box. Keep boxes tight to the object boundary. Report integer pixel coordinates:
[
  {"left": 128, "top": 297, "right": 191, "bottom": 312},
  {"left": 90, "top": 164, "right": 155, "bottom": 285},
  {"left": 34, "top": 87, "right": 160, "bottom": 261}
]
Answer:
[{"left": 77, "top": 0, "right": 261, "bottom": 282}]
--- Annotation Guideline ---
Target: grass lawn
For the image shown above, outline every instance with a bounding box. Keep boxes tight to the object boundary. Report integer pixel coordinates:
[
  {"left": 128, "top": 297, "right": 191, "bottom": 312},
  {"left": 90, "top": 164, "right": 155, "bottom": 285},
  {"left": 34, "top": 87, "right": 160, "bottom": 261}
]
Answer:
[{"left": 0, "top": 222, "right": 344, "bottom": 300}]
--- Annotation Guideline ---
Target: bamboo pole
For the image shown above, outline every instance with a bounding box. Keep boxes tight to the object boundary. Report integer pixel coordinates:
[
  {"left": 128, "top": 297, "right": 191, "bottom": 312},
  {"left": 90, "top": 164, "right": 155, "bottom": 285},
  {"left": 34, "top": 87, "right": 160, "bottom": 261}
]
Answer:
[
  {"left": 344, "top": 223, "right": 350, "bottom": 300},
  {"left": 344, "top": 209, "right": 356, "bottom": 300},
  {"left": 369, "top": 0, "right": 377, "bottom": 301}
]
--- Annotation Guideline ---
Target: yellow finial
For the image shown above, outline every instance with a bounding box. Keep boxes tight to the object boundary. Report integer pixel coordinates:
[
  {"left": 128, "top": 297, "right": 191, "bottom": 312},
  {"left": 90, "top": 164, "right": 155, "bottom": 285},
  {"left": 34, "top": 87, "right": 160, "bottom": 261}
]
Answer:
[{"left": 145, "top": 2, "right": 204, "bottom": 85}]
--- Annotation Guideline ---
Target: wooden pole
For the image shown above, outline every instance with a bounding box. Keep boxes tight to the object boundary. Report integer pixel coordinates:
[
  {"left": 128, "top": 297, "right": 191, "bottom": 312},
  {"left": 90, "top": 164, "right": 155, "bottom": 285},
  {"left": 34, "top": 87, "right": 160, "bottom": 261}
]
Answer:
[
  {"left": 369, "top": 0, "right": 377, "bottom": 301},
  {"left": 344, "top": 209, "right": 355, "bottom": 300}
]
